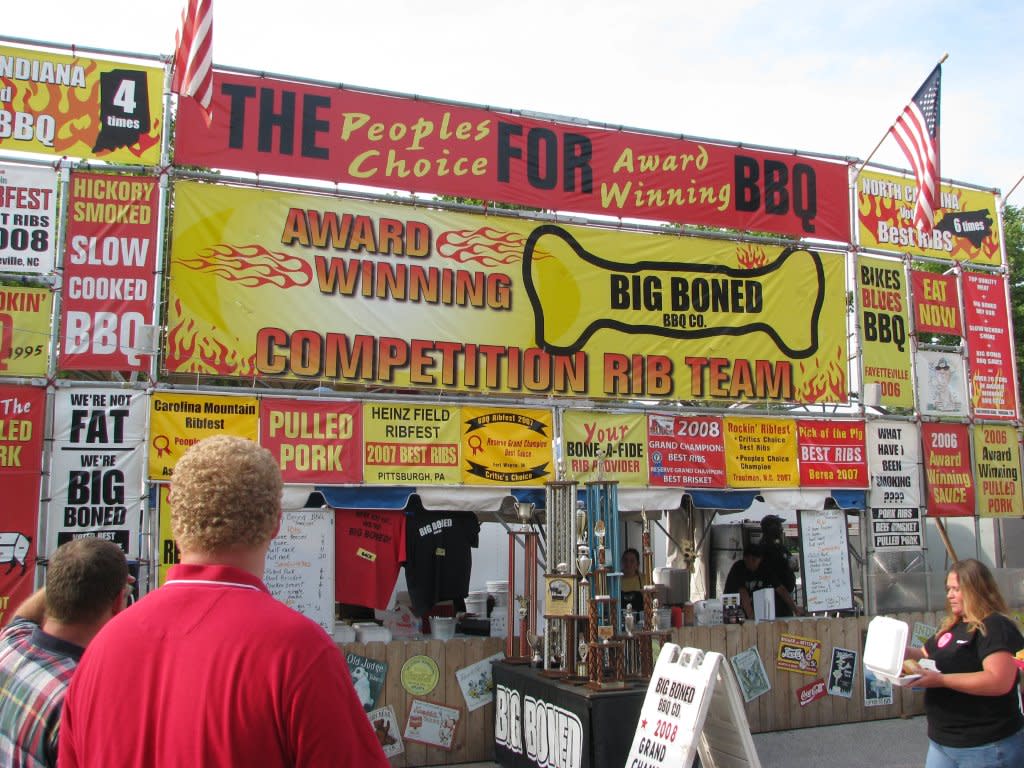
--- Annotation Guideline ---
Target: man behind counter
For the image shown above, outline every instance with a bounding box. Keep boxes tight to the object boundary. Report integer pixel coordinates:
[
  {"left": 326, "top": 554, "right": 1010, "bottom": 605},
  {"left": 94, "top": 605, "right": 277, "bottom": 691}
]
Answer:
[
  {"left": 758, "top": 514, "right": 804, "bottom": 617},
  {"left": 724, "top": 542, "right": 770, "bottom": 620}
]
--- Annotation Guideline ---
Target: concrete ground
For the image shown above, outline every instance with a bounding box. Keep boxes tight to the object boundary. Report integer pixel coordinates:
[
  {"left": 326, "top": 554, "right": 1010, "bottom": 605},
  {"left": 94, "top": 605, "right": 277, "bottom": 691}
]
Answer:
[{"left": 453, "top": 714, "right": 929, "bottom": 768}]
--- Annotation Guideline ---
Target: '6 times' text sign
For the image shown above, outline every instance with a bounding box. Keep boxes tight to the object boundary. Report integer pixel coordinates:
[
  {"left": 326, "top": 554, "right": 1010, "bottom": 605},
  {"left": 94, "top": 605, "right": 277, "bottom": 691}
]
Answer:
[{"left": 175, "top": 71, "right": 850, "bottom": 241}]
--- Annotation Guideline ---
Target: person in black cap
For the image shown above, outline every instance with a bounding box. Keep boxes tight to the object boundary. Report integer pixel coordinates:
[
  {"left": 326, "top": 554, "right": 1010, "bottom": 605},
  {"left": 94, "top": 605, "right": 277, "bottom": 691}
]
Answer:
[
  {"left": 723, "top": 542, "right": 770, "bottom": 620},
  {"left": 757, "top": 514, "right": 803, "bottom": 617}
]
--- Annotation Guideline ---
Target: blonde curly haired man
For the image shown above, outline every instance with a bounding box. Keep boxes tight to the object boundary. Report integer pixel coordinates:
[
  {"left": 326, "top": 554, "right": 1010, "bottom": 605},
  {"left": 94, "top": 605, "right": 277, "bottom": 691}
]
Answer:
[{"left": 59, "top": 436, "right": 387, "bottom": 767}]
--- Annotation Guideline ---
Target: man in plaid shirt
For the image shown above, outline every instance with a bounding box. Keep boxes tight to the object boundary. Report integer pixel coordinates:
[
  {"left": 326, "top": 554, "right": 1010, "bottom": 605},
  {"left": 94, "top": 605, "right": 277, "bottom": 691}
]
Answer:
[{"left": 0, "top": 538, "right": 131, "bottom": 768}]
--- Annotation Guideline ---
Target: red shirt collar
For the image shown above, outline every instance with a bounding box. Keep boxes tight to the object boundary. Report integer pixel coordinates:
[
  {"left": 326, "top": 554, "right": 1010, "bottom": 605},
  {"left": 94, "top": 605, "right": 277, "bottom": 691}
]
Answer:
[{"left": 164, "top": 563, "right": 270, "bottom": 594}]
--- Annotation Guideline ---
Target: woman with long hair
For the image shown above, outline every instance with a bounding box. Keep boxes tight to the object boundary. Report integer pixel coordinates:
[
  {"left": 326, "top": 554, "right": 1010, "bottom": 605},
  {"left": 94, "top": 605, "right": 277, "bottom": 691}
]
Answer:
[{"left": 906, "top": 559, "right": 1024, "bottom": 767}]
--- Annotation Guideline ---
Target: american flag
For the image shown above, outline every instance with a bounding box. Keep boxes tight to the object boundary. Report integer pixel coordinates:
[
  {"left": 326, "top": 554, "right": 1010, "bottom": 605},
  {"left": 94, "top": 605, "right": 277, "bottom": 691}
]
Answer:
[
  {"left": 172, "top": 0, "right": 214, "bottom": 124},
  {"left": 890, "top": 65, "right": 941, "bottom": 232}
]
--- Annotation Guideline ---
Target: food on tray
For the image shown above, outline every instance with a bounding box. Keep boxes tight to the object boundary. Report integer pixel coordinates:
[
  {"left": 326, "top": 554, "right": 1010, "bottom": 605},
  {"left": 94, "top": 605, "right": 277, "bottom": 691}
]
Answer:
[{"left": 902, "top": 658, "right": 923, "bottom": 675}]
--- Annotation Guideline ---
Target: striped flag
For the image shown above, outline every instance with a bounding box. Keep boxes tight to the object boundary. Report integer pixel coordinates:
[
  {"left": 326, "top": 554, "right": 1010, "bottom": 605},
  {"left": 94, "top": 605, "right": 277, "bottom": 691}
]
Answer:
[
  {"left": 890, "top": 65, "right": 941, "bottom": 232},
  {"left": 172, "top": 0, "right": 214, "bottom": 124}
]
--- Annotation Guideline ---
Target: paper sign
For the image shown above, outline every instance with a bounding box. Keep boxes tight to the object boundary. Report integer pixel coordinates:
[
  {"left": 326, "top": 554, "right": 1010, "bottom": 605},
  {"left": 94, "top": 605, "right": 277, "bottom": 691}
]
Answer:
[
  {"left": 776, "top": 633, "right": 821, "bottom": 676},
  {"left": 730, "top": 647, "right": 771, "bottom": 702},
  {"left": 455, "top": 652, "right": 505, "bottom": 711},
  {"left": 404, "top": 699, "right": 460, "bottom": 751},
  {"left": 864, "top": 667, "right": 893, "bottom": 707},
  {"left": 368, "top": 706, "right": 404, "bottom": 758},
  {"left": 796, "top": 678, "right": 827, "bottom": 707},
  {"left": 827, "top": 647, "right": 857, "bottom": 698},
  {"left": 346, "top": 653, "right": 388, "bottom": 712},
  {"left": 401, "top": 655, "right": 440, "bottom": 696}
]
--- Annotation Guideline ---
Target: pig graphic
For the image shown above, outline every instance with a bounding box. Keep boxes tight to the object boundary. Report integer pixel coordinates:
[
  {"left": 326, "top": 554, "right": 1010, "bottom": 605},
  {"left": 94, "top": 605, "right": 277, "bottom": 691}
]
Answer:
[{"left": 0, "top": 532, "right": 32, "bottom": 575}]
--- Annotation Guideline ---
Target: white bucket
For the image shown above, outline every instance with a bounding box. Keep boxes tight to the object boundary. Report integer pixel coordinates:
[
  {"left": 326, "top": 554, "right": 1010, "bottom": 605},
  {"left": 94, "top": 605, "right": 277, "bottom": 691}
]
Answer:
[
  {"left": 486, "top": 580, "right": 509, "bottom": 607},
  {"left": 430, "top": 616, "right": 456, "bottom": 640},
  {"left": 465, "top": 591, "right": 489, "bottom": 616}
]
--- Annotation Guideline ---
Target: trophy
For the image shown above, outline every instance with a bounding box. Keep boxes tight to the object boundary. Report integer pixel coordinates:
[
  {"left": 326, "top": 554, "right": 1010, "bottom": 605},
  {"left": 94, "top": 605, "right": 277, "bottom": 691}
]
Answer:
[
  {"left": 577, "top": 545, "right": 592, "bottom": 586},
  {"left": 593, "top": 519, "right": 607, "bottom": 597},
  {"left": 624, "top": 605, "right": 635, "bottom": 637}
]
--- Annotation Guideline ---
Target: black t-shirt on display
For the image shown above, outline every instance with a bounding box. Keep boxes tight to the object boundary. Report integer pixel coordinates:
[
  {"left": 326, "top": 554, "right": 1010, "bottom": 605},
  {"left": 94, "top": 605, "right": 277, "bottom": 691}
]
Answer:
[
  {"left": 404, "top": 506, "right": 480, "bottom": 617},
  {"left": 923, "top": 613, "right": 1024, "bottom": 748}
]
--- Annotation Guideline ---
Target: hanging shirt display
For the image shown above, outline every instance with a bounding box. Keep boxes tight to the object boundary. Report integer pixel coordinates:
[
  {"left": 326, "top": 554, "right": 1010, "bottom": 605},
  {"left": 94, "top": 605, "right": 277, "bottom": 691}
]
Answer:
[
  {"left": 334, "top": 509, "right": 407, "bottom": 610},
  {"left": 404, "top": 504, "right": 480, "bottom": 617}
]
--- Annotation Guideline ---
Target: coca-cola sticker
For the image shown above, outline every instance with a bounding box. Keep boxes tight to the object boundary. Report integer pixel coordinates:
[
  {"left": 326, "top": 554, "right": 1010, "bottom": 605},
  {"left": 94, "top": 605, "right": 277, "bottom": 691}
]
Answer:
[{"left": 796, "top": 678, "right": 827, "bottom": 707}]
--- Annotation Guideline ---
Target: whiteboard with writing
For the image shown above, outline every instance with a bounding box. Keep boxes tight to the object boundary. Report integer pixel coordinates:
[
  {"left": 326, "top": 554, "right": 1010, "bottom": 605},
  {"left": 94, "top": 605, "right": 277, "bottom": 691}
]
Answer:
[
  {"left": 797, "top": 509, "right": 853, "bottom": 613},
  {"left": 265, "top": 509, "right": 335, "bottom": 633}
]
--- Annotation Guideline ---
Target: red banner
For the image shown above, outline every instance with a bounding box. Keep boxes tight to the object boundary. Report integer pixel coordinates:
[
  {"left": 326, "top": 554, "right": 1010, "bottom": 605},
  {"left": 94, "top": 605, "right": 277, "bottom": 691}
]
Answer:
[
  {"left": 0, "top": 385, "right": 45, "bottom": 623},
  {"left": 922, "top": 423, "right": 975, "bottom": 517},
  {"left": 59, "top": 172, "right": 159, "bottom": 371},
  {"left": 646, "top": 413, "right": 726, "bottom": 488},
  {"left": 796, "top": 419, "right": 867, "bottom": 488},
  {"left": 910, "top": 271, "right": 961, "bottom": 336},
  {"left": 259, "top": 398, "right": 362, "bottom": 483},
  {"left": 175, "top": 71, "right": 851, "bottom": 241},
  {"left": 962, "top": 272, "right": 1017, "bottom": 420}
]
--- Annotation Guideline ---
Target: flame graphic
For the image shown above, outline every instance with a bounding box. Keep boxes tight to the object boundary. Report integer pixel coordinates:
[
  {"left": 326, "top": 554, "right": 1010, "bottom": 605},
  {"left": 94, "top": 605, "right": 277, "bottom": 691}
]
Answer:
[
  {"left": 165, "top": 299, "right": 257, "bottom": 376},
  {"left": 858, "top": 190, "right": 1000, "bottom": 264},
  {"left": 735, "top": 244, "right": 769, "bottom": 269},
  {"left": 971, "top": 377, "right": 985, "bottom": 409},
  {"left": 796, "top": 345, "right": 847, "bottom": 403},
  {"left": 178, "top": 244, "right": 313, "bottom": 288},
  {"left": 436, "top": 227, "right": 529, "bottom": 266},
  {"left": 3, "top": 59, "right": 160, "bottom": 158}
]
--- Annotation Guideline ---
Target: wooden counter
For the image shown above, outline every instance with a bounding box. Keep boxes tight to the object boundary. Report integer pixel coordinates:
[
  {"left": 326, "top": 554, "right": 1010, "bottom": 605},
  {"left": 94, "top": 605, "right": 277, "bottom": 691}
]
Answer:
[
  {"left": 338, "top": 636, "right": 504, "bottom": 766},
  {"left": 339, "top": 611, "right": 942, "bottom": 765},
  {"left": 666, "top": 611, "right": 940, "bottom": 733}
]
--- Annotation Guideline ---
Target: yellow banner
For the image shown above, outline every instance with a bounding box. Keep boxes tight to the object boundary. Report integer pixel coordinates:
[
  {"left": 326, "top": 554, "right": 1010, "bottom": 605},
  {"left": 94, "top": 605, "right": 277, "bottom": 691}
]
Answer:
[
  {"left": 857, "top": 169, "right": 1001, "bottom": 266},
  {"left": 858, "top": 255, "right": 913, "bottom": 408},
  {"left": 0, "top": 45, "right": 163, "bottom": 164},
  {"left": 974, "top": 425, "right": 1023, "bottom": 517},
  {"left": 460, "top": 406, "right": 553, "bottom": 485},
  {"left": 362, "top": 402, "right": 461, "bottom": 484},
  {"left": 148, "top": 393, "right": 258, "bottom": 479},
  {"left": 167, "top": 182, "right": 848, "bottom": 404},
  {"left": 0, "top": 286, "right": 52, "bottom": 376},
  {"left": 724, "top": 417, "right": 798, "bottom": 488},
  {"left": 561, "top": 410, "right": 646, "bottom": 486},
  {"left": 156, "top": 485, "right": 178, "bottom": 586}
]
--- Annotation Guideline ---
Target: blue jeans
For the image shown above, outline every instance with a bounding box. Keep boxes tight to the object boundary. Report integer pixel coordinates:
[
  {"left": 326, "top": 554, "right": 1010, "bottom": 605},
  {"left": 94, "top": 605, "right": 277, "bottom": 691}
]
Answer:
[{"left": 925, "top": 727, "right": 1024, "bottom": 768}]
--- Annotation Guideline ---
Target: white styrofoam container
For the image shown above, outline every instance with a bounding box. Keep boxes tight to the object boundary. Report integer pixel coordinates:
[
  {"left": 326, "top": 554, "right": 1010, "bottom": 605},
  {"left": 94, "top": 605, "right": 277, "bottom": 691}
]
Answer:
[
  {"left": 753, "top": 587, "right": 775, "bottom": 622},
  {"left": 864, "top": 615, "right": 910, "bottom": 682}
]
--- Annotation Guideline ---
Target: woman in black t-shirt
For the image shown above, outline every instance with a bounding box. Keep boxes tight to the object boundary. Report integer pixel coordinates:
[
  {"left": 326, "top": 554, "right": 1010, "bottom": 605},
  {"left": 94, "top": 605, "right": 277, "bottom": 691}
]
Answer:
[{"left": 905, "top": 559, "right": 1024, "bottom": 768}]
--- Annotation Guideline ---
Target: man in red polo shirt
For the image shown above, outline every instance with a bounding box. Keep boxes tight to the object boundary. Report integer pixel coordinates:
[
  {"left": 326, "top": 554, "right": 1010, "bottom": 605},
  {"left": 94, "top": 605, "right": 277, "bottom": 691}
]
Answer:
[{"left": 58, "top": 436, "right": 388, "bottom": 767}]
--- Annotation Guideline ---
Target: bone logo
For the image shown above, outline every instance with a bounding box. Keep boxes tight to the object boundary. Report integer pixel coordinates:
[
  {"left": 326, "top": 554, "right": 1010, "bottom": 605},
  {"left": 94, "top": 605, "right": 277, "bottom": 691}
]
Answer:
[{"left": 522, "top": 225, "right": 825, "bottom": 357}]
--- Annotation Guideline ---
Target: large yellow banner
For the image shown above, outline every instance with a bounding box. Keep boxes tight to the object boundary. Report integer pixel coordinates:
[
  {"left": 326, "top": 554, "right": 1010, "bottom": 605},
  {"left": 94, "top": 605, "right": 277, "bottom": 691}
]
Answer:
[
  {"left": 0, "top": 286, "right": 52, "bottom": 376},
  {"left": 167, "top": 182, "right": 848, "bottom": 404},
  {"left": 562, "top": 410, "right": 646, "bottom": 486},
  {"left": 857, "top": 169, "right": 1001, "bottom": 266},
  {"left": 724, "top": 417, "right": 798, "bottom": 488},
  {"left": 0, "top": 45, "right": 163, "bottom": 164},
  {"left": 148, "top": 393, "right": 258, "bottom": 479},
  {"left": 460, "top": 406, "right": 553, "bottom": 485},
  {"left": 362, "top": 401, "right": 461, "bottom": 484},
  {"left": 858, "top": 255, "right": 913, "bottom": 408},
  {"left": 973, "top": 425, "right": 1023, "bottom": 517}
]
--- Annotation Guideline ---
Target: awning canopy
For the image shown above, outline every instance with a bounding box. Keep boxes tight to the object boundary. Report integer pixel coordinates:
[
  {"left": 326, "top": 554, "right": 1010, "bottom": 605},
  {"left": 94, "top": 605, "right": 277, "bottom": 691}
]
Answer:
[{"left": 285, "top": 485, "right": 865, "bottom": 517}]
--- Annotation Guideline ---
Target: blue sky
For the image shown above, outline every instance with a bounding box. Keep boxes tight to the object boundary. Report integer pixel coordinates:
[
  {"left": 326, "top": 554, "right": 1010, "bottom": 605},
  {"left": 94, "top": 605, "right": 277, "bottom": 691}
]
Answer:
[{"left": 4, "top": 1, "right": 1023, "bottom": 199}]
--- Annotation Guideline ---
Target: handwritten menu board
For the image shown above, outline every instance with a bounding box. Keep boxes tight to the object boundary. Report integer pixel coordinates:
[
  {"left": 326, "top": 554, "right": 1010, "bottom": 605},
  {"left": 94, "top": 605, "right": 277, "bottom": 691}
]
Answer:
[
  {"left": 797, "top": 509, "right": 853, "bottom": 612},
  {"left": 265, "top": 509, "right": 335, "bottom": 633}
]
